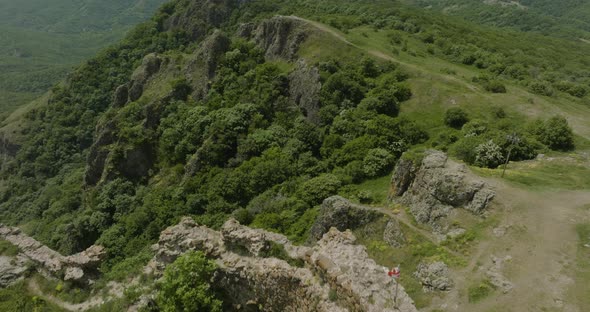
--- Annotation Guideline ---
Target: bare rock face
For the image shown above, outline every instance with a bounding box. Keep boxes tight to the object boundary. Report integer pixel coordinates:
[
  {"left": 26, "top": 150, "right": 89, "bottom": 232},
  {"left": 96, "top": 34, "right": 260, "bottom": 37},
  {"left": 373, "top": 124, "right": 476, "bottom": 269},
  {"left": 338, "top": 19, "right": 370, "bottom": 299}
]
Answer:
[
  {"left": 184, "top": 30, "right": 231, "bottom": 100},
  {"left": 163, "top": 0, "right": 236, "bottom": 41},
  {"left": 112, "top": 83, "right": 129, "bottom": 108},
  {"left": 0, "top": 255, "right": 28, "bottom": 287},
  {"left": 64, "top": 245, "right": 107, "bottom": 269},
  {"left": 221, "top": 218, "right": 272, "bottom": 257},
  {"left": 238, "top": 16, "right": 307, "bottom": 61},
  {"left": 128, "top": 53, "right": 162, "bottom": 102},
  {"left": 0, "top": 224, "right": 106, "bottom": 283},
  {"left": 289, "top": 60, "right": 322, "bottom": 124},
  {"left": 383, "top": 219, "right": 406, "bottom": 248},
  {"left": 149, "top": 218, "right": 418, "bottom": 312},
  {"left": 309, "top": 196, "right": 382, "bottom": 243},
  {"left": 390, "top": 150, "right": 495, "bottom": 232},
  {"left": 389, "top": 158, "right": 418, "bottom": 198},
  {"left": 309, "top": 228, "right": 417, "bottom": 312},
  {"left": 414, "top": 261, "right": 454, "bottom": 291},
  {"left": 84, "top": 54, "right": 162, "bottom": 186},
  {"left": 84, "top": 120, "right": 117, "bottom": 186}
]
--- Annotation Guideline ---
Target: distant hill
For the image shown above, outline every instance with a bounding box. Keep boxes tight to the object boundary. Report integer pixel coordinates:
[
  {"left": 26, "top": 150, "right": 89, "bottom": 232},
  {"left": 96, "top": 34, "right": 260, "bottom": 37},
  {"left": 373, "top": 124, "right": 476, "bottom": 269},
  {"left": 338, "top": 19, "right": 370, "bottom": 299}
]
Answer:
[
  {"left": 0, "top": 0, "right": 167, "bottom": 120},
  {"left": 406, "top": 0, "right": 590, "bottom": 39}
]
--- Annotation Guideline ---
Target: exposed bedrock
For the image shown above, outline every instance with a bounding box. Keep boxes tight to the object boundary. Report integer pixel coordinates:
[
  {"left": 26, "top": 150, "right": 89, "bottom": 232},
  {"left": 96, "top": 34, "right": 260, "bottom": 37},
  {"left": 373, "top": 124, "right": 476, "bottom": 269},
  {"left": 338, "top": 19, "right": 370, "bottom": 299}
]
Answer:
[
  {"left": 414, "top": 261, "right": 454, "bottom": 292},
  {"left": 289, "top": 59, "right": 322, "bottom": 123},
  {"left": 389, "top": 150, "right": 495, "bottom": 233},
  {"left": 0, "top": 225, "right": 106, "bottom": 284},
  {"left": 149, "top": 217, "right": 418, "bottom": 312},
  {"left": 309, "top": 196, "right": 406, "bottom": 248},
  {"left": 239, "top": 16, "right": 307, "bottom": 61}
]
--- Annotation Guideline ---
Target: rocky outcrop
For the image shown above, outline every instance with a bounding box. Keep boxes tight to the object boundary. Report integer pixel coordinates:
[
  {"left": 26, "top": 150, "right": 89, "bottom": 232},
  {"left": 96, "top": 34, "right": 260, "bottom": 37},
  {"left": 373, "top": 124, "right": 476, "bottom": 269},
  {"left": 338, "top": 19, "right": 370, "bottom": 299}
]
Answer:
[
  {"left": 112, "top": 84, "right": 129, "bottom": 108},
  {"left": 239, "top": 16, "right": 308, "bottom": 61},
  {"left": 148, "top": 217, "right": 418, "bottom": 312},
  {"left": 84, "top": 53, "right": 163, "bottom": 186},
  {"left": 308, "top": 229, "right": 416, "bottom": 312},
  {"left": 0, "top": 225, "right": 106, "bottom": 283},
  {"left": 221, "top": 218, "right": 275, "bottom": 257},
  {"left": 414, "top": 261, "right": 453, "bottom": 291},
  {"left": 84, "top": 120, "right": 117, "bottom": 186},
  {"left": 389, "top": 150, "right": 495, "bottom": 232},
  {"left": 128, "top": 53, "right": 162, "bottom": 102},
  {"left": 184, "top": 30, "right": 231, "bottom": 100},
  {"left": 163, "top": 0, "right": 236, "bottom": 42},
  {"left": 388, "top": 158, "right": 418, "bottom": 198},
  {"left": 309, "top": 196, "right": 382, "bottom": 243},
  {"left": 0, "top": 255, "right": 28, "bottom": 287},
  {"left": 383, "top": 219, "right": 406, "bottom": 248},
  {"left": 289, "top": 60, "right": 322, "bottom": 123}
]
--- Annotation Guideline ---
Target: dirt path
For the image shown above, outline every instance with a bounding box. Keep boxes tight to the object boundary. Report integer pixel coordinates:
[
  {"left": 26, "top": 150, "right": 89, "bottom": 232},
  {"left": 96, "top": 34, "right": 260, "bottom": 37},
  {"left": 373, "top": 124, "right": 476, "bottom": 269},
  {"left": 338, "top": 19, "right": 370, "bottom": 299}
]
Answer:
[
  {"left": 28, "top": 279, "right": 107, "bottom": 311},
  {"left": 293, "top": 16, "right": 482, "bottom": 93},
  {"left": 370, "top": 206, "right": 438, "bottom": 243},
  {"left": 27, "top": 278, "right": 130, "bottom": 312},
  {"left": 429, "top": 179, "right": 590, "bottom": 312},
  {"left": 361, "top": 204, "right": 464, "bottom": 259},
  {"left": 296, "top": 15, "right": 590, "bottom": 141}
]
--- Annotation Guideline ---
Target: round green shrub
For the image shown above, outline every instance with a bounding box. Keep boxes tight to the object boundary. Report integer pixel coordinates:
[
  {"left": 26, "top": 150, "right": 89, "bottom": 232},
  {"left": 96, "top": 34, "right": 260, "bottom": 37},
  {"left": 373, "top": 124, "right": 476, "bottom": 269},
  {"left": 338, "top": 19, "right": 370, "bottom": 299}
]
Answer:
[{"left": 444, "top": 107, "right": 469, "bottom": 129}]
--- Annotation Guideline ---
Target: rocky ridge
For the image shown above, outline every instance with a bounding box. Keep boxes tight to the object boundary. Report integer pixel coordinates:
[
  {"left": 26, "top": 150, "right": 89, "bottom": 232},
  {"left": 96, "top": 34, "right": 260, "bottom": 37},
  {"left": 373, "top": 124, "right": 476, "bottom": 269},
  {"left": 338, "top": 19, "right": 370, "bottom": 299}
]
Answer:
[
  {"left": 147, "top": 217, "right": 418, "bottom": 312},
  {"left": 389, "top": 150, "right": 495, "bottom": 233},
  {"left": 85, "top": 15, "right": 322, "bottom": 185},
  {"left": 0, "top": 225, "right": 106, "bottom": 284}
]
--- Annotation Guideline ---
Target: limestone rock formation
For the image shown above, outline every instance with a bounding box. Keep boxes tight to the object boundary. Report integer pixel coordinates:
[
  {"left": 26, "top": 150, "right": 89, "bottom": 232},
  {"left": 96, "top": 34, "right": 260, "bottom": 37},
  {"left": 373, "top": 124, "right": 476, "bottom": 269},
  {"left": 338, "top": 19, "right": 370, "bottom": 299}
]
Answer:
[
  {"left": 112, "top": 83, "right": 129, "bottom": 108},
  {"left": 163, "top": 0, "right": 236, "bottom": 41},
  {"left": 289, "top": 60, "right": 322, "bottom": 123},
  {"left": 389, "top": 157, "right": 418, "bottom": 198},
  {"left": 221, "top": 218, "right": 274, "bottom": 257},
  {"left": 0, "top": 225, "right": 106, "bottom": 283},
  {"left": 129, "top": 53, "right": 162, "bottom": 102},
  {"left": 383, "top": 219, "right": 406, "bottom": 248},
  {"left": 249, "top": 16, "right": 307, "bottom": 61},
  {"left": 414, "top": 261, "right": 454, "bottom": 291},
  {"left": 309, "top": 228, "right": 417, "bottom": 312},
  {"left": 84, "top": 119, "right": 118, "bottom": 185},
  {"left": 84, "top": 53, "right": 163, "bottom": 186},
  {"left": 148, "top": 217, "right": 418, "bottom": 312},
  {"left": 390, "top": 150, "right": 495, "bottom": 232},
  {"left": 0, "top": 255, "right": 28, "bottom": 287},
  {"left": 184, "top": 29, "right": 231, "bottom": 100},
  {"left": 309, "top": 196, "right": 382, "bottom": 243}
]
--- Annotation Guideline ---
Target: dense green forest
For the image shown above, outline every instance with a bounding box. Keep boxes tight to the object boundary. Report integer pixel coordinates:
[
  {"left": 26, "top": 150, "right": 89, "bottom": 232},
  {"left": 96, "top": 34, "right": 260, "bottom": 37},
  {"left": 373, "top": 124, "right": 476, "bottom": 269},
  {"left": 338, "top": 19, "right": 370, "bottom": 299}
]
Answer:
[
  {"left": 0, "top": 0, "right": 589, "bottom": 310},
  {"left": 0, "top": 0, "right": 166, "bottom": 120},
  {"left": 407, "top": 0, "right": 590, "bottom": 39}
]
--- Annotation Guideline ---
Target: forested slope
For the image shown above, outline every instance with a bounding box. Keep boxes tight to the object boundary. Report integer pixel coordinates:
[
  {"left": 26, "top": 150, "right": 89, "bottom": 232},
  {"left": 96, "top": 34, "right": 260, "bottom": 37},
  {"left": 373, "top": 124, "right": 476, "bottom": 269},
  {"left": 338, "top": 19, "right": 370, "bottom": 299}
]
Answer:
[
  {"left": 0, "top": 0, "right": 589, "bottom": 310},
  {"left": 407, "top": 0, "right": 590, "bottom": 39}
]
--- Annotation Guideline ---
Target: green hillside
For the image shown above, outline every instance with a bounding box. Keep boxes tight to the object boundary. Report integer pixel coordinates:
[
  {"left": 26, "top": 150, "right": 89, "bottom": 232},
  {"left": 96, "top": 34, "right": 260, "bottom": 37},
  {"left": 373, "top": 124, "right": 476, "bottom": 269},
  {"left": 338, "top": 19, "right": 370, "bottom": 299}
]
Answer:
[
  {"left": 406, "top": 0, "right": 590, "bottom": 39},
  {"left": 0, "top": 0, "right": 166, "bottom": 120},
  {"left": 0, "top": 0, "right": 589, "bottom": 310}
]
